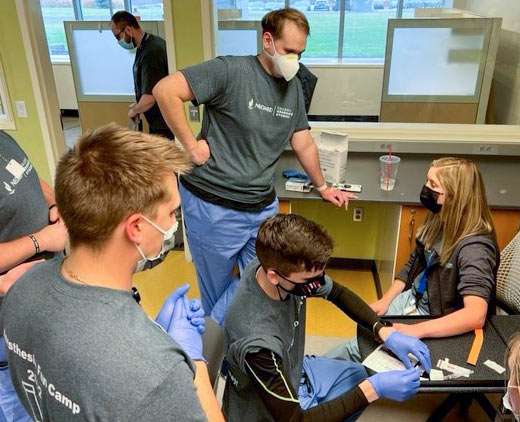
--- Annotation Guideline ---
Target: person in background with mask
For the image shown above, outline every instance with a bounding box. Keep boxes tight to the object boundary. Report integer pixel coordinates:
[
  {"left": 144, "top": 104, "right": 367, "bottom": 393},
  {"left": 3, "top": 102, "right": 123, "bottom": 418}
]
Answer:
[
  {"left": 0, "top": 124, "right": 224, "bottom": 421},
  {"left": 504, "top": 333, "right": 520, "bottom": 420},
  {"left": 326, "top": 157, "right": 499, "bottom": 362},
  {"left": 153, "top": 8, "right": 355, "bottom": 325},
  {"left": 223, "top": 214, "right": 431, "bottom": 421},
  {"left": 110, "top": 11, "right": 173, "bottom": 140}
]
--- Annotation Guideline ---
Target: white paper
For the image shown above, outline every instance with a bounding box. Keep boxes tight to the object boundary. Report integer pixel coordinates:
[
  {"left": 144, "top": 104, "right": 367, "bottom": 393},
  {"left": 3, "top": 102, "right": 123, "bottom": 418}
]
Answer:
[
  {"left": 362, "top": 345, "right": 408, "bottom": 373},
  {"left": 484, "top": 359, "right": 506, "bottom": 374}
]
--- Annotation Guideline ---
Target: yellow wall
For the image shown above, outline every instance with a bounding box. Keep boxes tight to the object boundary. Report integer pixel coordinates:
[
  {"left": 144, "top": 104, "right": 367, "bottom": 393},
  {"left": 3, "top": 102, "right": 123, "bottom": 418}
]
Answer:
[
  {"left": 169, "top": 0, "right": 205, "bottom": 134},
  {"left": 292, "top": 200, "right": 381, "bottom": 259},
  {"left": 0, "top": 0, "right": 52, "bottom": 182}
]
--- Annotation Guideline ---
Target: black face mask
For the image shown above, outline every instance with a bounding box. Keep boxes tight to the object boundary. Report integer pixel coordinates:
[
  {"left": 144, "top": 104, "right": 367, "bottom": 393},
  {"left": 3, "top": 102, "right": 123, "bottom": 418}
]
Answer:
[
  {"left": 420, "top": 185, "right": 442, "bottom": 214},
  {"left": 275, "top": 270, "right": 326, "bottom": 300}
]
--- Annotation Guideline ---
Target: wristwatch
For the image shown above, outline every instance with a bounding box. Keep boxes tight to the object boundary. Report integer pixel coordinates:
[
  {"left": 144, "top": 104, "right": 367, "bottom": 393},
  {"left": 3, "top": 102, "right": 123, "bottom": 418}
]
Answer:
[{"left": 373, "top": 320, "right": 393, "bottom": 343}]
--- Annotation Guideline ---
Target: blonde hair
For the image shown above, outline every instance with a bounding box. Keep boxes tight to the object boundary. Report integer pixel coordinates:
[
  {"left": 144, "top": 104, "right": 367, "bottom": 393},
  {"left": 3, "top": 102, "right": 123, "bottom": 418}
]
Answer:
[
  {"left": 55, "top": 123, "right": 191, "bottom": 250},
  {"left": 507, "top": 333, "right": 520, "bottom": 387},
  {"left": 416, "top": 157, "right": 496, "bottom": 264}
]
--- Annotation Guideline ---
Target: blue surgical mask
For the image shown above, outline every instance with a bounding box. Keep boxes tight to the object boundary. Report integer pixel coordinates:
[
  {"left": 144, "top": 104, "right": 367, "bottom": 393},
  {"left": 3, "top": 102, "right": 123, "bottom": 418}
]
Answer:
[
  {"left": 134, "top": 216, "right": 178, "bottom": 273},
  {"left": 118, "top": 31, "right": 135, "bottom": 50}
]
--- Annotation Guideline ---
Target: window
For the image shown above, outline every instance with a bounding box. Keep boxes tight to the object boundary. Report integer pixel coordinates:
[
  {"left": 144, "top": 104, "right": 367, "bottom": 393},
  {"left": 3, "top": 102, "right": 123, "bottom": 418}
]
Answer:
[
  {"left": 130, "top": 0, "right": 164, "bottom": 20},
  {"left": 81, "top": 0, "right": 125, "bottom": 21},
  {"left": 0, "top": 54, "right": 15, "bottom": 130},
  {"left": 40, "top": 0, "right": 164, "bottom": 62},
  {"left": 214, "top": 0, "right": 449, "bottom": 63},
  {"left": 41, "top": 0, "right": 76, "bottom": 61}
]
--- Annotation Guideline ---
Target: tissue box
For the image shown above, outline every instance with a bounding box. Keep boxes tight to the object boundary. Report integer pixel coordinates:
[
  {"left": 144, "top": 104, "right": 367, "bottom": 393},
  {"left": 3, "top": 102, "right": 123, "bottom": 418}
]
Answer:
[{"left": 317, "top": 131, "right": 348, "bottom": 184}]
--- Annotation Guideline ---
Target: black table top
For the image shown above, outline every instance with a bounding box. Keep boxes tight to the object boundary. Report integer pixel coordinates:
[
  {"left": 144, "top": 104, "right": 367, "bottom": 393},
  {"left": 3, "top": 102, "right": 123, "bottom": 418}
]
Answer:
[
  {"left": 490, "top": 315, "right": 520, "bottom": 346},
  {"left": 357, "top": 316, "right": 509, "bottom": 393}
]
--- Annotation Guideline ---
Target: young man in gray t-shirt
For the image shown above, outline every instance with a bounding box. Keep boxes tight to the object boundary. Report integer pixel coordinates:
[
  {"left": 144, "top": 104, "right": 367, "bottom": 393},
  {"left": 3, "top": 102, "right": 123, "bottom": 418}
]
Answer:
[
  {"left": 154, "top": 8, "right": 357, "bottom": 324},
  {"left": 0, "top": 125, "right": 224, "bottom": 422}
]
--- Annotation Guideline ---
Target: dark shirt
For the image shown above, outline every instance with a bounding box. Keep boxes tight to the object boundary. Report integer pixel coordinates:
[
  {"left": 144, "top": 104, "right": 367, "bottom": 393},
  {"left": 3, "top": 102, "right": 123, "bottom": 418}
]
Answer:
[
  {"left": 133, "top": 33, "right": 171, "bottom": 135},
  {"left": 396, "top": 233, "right": 499, "bottom": 316}
]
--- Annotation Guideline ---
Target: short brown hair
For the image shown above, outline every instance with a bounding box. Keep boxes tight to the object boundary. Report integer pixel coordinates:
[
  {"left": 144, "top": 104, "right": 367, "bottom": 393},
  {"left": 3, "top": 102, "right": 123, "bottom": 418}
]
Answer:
[
  {"left": 256, "top": 214, "right": 333, "bottom": 275},
  {"left": 111, "top": 11, "right": 140, "bottom": 29},
  {"left": 261, "top": 8, "right": 310, "bottom": 39},
  {"left": 55, "top": 123, "right": 190, "bottom": 250}
]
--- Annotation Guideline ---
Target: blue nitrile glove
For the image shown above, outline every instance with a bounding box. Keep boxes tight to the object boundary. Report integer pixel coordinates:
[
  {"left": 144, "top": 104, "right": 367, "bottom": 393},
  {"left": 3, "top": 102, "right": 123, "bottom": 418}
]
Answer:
[
  {"left": 187, "top": 298, "right": 206, "bottom": 334},
  {"left": 384, "top": 331, "right": 432, "bottom": 373},
  {"left": 368, "top": 368, "right": 421, "bottom": 402},
  {"left": 155, "top": 286, "right": 206, "bottom": 362},
  {"left": 282, "top": 169, "right": 310, "bottom": 183},
  {"left": 156, "top": 284, "right": 190, "bottom": 331}
]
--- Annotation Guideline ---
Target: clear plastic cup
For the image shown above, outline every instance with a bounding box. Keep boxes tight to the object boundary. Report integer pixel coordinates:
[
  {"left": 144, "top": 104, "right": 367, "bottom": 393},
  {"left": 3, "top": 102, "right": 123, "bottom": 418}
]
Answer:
[{"left": 379, "top": 155, "right": 401, "bottom": 191}]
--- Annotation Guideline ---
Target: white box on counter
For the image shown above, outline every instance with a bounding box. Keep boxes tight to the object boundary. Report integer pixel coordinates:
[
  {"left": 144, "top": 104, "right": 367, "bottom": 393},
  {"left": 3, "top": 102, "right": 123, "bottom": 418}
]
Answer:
[{"left": 317, "top": 131, "right": 348, "bottom": 184}]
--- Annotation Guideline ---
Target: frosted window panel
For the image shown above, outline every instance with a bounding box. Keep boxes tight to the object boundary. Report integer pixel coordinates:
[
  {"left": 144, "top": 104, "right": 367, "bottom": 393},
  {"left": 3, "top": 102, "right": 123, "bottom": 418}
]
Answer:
[
  {"left": 72, "top": 29, "right": 135, "bottom": 96},
  {"left": 387, "top": 27, "right": 485, "bottom": 96},
  {"left": 217, "top": 30, "right": 258, "bottom": 56}
]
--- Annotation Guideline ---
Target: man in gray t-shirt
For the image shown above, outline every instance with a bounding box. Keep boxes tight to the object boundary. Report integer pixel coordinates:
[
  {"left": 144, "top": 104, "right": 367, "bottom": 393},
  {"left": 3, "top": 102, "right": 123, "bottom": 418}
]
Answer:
[
  {"left": 154, "top": 8, "right": 356, "bottom": 323},
  {"left": 0, "top": 130, "right": 68, "bottom": 422},
  {"left": 0, "top": 124, "right": 224, "bottom": 421}
]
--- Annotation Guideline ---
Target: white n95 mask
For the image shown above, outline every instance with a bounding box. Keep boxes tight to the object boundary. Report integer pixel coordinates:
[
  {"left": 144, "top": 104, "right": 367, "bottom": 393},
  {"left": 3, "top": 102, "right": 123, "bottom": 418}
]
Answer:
[
  {"left": 264, "top": 37, "right": 300, "bottom": 82},
  {"left": 134, "top": 216, "right": 179, "bottom": 273}
]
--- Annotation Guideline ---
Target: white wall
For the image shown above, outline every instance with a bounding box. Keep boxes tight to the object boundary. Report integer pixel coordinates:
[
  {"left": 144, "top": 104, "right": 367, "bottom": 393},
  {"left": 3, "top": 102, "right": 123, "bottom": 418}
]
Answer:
[
  {"left": 52, "top": 63, "right": 78, "bottom": 110},
  {"left": 454, "top": 0, "right": 520, "bottom": 124},
  {"left": 307, "top": 65, "right": 384, "bottom": 116}
]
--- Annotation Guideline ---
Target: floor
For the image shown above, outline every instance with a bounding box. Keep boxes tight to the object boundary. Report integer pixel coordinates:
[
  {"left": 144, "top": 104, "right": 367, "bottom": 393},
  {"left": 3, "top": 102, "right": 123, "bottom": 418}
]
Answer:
[{"left": 133, "top": 250, "right": 499, "bottom": 421}]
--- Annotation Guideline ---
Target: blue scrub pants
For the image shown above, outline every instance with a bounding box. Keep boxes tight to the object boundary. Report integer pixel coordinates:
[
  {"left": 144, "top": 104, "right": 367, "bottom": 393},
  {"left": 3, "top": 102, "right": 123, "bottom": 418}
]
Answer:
[
  {"left": 299, "top": 355, "right": 367, "bottom": 421},
  {"left": 180, "top": 183, "right": 278, "bottom": 324}
]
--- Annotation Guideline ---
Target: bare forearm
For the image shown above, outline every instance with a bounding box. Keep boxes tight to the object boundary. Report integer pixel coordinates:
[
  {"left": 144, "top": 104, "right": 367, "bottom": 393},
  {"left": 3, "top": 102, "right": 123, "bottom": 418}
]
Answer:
[
  {"left": 193, "top": 361, "right": 225, "bottom": 422},
  {"left": 39, "top": 179, "right": 55, "bottom": 206},
  {"left": 153, "top": 74, "right": 198, "bottom": 152},
  {"left": 0, "top": 237, "right": 36, "bottom": 273},
  {"left": 293, "top": 139, "right": 325, "bottom": 187},
  {"left": 381, "top": 280, "right": 407, "bottom": 305},
  {"left": 411, "top": 308, "right": 485, "bottom": 338},
  {"left": 133, "top": 94, "right": 156, "bottom": 114}
]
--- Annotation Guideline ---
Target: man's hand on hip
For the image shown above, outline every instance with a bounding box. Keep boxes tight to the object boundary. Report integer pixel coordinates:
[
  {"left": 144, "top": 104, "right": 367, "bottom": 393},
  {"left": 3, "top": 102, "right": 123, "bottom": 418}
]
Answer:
[
  {"left": 320, "top": 187, "right": 358, "bottom": 210},
  {"left": 189, "top": 139, "right": 211, "bottom": 166}
]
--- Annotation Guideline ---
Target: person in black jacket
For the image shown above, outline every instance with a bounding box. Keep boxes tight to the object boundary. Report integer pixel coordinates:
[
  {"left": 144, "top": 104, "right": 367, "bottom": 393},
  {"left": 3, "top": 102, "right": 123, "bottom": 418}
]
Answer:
[{"left": 326, "top": 157, "right": 499, "bottom": 362}]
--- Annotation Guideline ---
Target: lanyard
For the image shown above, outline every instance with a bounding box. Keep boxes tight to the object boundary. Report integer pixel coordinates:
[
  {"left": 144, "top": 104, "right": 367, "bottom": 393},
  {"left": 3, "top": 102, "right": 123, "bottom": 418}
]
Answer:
[{"left": 417, "top": 253, "right": 435, "bottom": 296}]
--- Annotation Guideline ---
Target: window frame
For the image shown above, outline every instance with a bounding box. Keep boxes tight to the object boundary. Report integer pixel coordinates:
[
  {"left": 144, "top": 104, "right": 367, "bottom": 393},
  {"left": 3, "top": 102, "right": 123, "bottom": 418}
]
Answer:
[
  {"left": 213, "top": 0, "right": 454, "bottom": 65},
  {"left": 45, "top": 0, "right": 145, "bottom": 63},
  {"left": 0, "top": 53, "right": 16, "bottom": 131}
]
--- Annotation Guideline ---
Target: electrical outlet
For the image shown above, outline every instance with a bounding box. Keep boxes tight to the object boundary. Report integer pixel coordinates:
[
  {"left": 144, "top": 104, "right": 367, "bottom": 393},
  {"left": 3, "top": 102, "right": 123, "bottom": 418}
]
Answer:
[
  {"left": 353, "top": 207, "right": 363, "bottom": 222},
  {"left": 472, "top": 144, "right": 499, "bottom": 155},
  {"left": 379, "top": 143, "right": 393, "bottom": 152},
  {"left": 15, "top": 101, "right": 28, "bottom": 118}
]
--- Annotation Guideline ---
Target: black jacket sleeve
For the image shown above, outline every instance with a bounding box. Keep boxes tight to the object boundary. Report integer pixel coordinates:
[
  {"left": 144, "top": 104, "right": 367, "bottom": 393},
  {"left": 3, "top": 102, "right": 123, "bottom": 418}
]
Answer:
[
  {"left": 245, "top": 349, "right": 368, "bottom": 422},
  {"left": 326, "top": 281, "right": 380, "bottom": 331}
]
